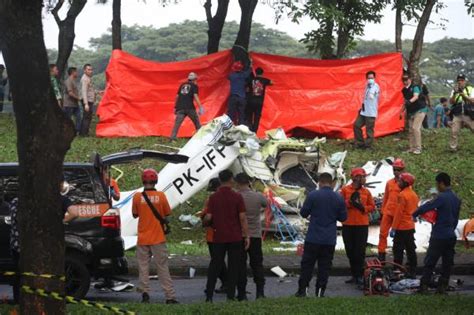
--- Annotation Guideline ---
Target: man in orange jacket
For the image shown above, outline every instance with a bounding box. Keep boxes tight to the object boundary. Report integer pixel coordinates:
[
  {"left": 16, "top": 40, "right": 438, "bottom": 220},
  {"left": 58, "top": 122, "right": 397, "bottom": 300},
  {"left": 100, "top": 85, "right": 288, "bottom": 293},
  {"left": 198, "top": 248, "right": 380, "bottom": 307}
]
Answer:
[
  {"left": 378, "top": 158, "right": 405, "bottom": 261},
  {"left": 391, "top": 173, "right": 419, "bottom": 278},
  {"left": 341, "top": 168, "right": 375, "bottom": 285}
]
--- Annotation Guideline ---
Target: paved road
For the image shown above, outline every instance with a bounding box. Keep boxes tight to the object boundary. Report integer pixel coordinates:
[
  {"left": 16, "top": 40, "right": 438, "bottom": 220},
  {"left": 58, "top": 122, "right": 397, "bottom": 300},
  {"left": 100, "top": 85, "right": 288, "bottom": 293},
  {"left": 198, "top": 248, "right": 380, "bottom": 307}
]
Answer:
[{"left": 2, "top": 275, "right": 473, "bottom": 304}]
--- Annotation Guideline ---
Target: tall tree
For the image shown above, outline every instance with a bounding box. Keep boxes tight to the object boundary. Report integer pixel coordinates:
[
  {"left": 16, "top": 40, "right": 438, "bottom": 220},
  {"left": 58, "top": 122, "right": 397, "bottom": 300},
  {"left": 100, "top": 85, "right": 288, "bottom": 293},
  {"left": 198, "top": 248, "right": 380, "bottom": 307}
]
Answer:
[
  {"left": 204, "top": 0, "right": 229, "bottom": 54},
  {"left": 393, "top": 0, "right": 444, "bottom": 81},
  {"left": 112, "top": 0, "right": 122, "bottom": 50},
  {"left": 0, "top": 1, "right": 75, "bottom": 314},
  {"left": 232, "top": 0, "right": 258, "bottom": 63},
  {"left": 50, "top": 0, "right": 87, "bottom": 78},
  {"left": 274, "top": 0, "right": 387, "bottom": 59}
]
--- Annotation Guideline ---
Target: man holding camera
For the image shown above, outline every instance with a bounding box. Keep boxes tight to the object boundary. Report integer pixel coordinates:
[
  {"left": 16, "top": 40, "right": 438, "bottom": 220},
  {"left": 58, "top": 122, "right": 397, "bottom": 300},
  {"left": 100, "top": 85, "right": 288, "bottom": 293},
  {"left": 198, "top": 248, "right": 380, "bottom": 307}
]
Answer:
[{"left": 449, "top": 74, "right": 474, "bottom": 152}]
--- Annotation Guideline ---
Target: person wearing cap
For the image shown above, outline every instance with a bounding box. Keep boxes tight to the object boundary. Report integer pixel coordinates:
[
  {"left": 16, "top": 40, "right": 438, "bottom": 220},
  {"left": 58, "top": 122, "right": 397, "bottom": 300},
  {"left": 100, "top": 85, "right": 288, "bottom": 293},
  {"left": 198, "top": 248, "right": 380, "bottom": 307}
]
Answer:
[
  {"left": 295, "top": 173, "right": 347, "bottom": 298},
  {"left": 353, "top": 70, "right": 380, "bottom": 149},
  {"left": 391, "top": 172, "right": 419, "bottom": 278},
  {"left": 340, "top": 168, "right": 375, "bottom": 285},
  {"left": 0, "top": 64, "right": 7, "bottom": 112},
  {"left": 227, "top": 60, "right": 252, "bottom": 125},
  {"left": 199, "top": 178, "right": 227, "bottom": 295},
  {"left": 235, "top": 173, "right": 267, "bottom": 300},
  {"left": 132, "top": 169, "right": 178, "bottom": 304},
  {"left": 448, "top": 74, "right": 474, "bottom": 151},
  {"left": 413, "top": 172, "right": 461, "bottom": 294},
  {"left": 377, "top": 158, "right": 405, "bottom": 261},
  {"left": 170, "top": 72, "right": 204, "bottom": 141},
  {"left": 433, "top": 97, "right": 450, "bottom": 128},
  {"left": 401, "top": 73, "right": 428, "bottom": 155}
]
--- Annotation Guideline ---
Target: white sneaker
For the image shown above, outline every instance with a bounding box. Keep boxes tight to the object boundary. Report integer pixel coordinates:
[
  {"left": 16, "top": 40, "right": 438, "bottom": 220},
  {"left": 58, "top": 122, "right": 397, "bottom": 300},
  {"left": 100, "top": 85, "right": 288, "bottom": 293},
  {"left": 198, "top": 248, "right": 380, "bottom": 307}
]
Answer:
[{"left": 413, "top": 150, "right": 422, "bottom": 155}]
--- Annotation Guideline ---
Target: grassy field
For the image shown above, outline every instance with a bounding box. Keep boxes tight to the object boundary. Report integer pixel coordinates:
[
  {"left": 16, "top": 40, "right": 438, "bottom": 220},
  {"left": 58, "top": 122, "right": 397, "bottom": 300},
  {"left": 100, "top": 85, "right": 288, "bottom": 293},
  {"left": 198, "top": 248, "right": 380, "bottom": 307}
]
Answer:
[
  {"left": 1, "top": 113, "right": 473, "bottom": 254},
  {"left": 1, "top": 295, "right": 474, "bottom": 314}
]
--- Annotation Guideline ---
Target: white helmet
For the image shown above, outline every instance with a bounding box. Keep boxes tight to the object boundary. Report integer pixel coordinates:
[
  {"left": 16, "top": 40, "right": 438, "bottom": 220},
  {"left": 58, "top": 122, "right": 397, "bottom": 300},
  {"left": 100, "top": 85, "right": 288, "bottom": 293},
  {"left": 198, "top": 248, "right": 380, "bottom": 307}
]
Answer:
[{"left": 188, "top": 72, "right": 197, "bottom": 81}]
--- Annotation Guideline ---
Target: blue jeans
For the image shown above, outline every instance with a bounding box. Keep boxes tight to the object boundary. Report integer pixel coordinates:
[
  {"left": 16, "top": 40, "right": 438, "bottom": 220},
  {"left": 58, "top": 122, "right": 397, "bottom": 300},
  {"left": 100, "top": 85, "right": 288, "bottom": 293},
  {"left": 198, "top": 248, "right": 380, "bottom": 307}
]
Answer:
[{"left": 63, "top": 106, "right": 82, "bottom": 133}]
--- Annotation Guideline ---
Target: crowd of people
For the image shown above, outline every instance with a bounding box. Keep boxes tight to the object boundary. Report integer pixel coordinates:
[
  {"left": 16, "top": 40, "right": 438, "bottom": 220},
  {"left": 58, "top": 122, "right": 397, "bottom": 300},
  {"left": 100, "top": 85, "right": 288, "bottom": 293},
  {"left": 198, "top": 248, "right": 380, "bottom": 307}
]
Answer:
[
  {"left": 125, "top": 160, "right": 460, "bottom": 303},
  {"left": 354, "top": 71, "right": 474, "bottom": 153},
  {"left": 170, "top": 60, "right": 272, "bottom": 140}
]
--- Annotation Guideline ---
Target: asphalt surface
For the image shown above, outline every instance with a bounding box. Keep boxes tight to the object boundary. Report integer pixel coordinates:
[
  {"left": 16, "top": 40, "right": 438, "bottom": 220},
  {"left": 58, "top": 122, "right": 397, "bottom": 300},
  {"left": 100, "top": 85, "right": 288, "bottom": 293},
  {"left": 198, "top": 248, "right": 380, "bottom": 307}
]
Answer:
[{"left": 2, "top": 275, "right": 474, "bottom": 304}]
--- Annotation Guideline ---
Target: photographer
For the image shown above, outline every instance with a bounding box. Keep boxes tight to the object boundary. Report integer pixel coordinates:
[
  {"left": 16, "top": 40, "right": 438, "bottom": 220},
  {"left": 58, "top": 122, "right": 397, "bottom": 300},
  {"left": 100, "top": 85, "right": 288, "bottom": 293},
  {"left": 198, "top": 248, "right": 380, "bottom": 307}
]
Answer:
[{"left": 449, "top": 74, "right": 474, "bottom": 151}]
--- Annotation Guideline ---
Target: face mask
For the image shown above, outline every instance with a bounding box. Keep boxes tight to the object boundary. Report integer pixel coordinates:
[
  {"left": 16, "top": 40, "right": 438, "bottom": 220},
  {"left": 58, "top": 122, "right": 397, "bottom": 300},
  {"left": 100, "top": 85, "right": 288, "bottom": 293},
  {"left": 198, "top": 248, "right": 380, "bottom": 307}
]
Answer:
[{"left": 367, "top": 78, "right": 375, "bottom": 85}]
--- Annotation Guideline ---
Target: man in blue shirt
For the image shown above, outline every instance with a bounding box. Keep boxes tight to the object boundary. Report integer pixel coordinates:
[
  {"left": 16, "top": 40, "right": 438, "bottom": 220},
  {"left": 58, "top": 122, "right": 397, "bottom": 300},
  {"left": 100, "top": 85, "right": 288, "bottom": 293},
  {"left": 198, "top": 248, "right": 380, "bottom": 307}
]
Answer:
[
  {"left": 433, "top": 97, "right": 448, "bottom": 128},
  {"left": 353, "top": 70, "right": 380, "bottom": 149},
  {"left": 413, "top": 172, "right": 461, "bottom": 294},
  {"left": 295, "top": 173, "right": 347, "bottom": 298},
  {"left": 227, "top": 61, "right": 252, "bottom": 125}
]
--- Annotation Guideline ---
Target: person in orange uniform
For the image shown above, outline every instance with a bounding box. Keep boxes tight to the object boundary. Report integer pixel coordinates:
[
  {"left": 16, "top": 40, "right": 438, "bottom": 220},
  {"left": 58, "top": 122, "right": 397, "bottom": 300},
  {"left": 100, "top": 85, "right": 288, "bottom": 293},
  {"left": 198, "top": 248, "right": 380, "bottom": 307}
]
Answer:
[
  {"left": 200, "top": 178, "right": 227, "bottom": 294},
  {"left": 132, "top": 169, "right": 178, "bottom": 304},
  {"left": 341, "top": 168, "right": 375, "bottom": 285},
  {"left": 391, "top": 172, "right": 419, "bottom": 278},
  {"left": 103, "top": 172, "right": 121, "bottom": 202},
  {"left": 378, "top": 158, "right": 405, "bottom": 261}
]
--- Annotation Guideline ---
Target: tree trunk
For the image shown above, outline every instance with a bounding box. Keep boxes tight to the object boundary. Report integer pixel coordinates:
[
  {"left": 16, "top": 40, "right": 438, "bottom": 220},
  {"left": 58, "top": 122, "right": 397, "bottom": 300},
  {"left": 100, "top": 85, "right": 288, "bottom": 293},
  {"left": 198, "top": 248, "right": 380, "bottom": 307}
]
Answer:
[
  {"left": 232, "top": 0, "right": 258, "bottom": 63},
  {"left": 0, "top": 1, "right": 75, "bottom": 314},
  {"left": 112, "top": 0, "right": 122, "bottom": 50},
  {"left": 395, "top": 0, "right": 403, "bottom": 52},
  {"left": 335, "top": 0, "right": 350, "bottom": 59},
  {"left": 407, "top": 0, "right": 437, "bottom": 82},
  {"left": 54, "top": 0, "right": 87, "bottom": 78},
  {"left": 205, "top": 0, "right": 230, "bottom": 54}
]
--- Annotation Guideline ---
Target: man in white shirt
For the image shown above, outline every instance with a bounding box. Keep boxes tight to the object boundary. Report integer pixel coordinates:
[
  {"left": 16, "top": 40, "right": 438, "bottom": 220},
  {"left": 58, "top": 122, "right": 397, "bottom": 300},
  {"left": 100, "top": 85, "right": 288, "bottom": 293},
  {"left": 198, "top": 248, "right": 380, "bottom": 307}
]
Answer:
[
  {"left": 80, "top": 64, "right": 96, "bottom": 136},
  {"left": 353, "top": 71, "right": 380, "bottom": 149}
]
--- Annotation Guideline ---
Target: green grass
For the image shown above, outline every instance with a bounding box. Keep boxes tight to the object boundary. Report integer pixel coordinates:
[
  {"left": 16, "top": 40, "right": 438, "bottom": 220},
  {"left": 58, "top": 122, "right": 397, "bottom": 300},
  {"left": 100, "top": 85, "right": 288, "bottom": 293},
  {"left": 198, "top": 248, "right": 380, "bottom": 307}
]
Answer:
[
  {"left": 1, "top": 295, "right": 474, "bottom": 314},
  {"left": 1, "top": 113, "right": 474, "bottom": 250}
]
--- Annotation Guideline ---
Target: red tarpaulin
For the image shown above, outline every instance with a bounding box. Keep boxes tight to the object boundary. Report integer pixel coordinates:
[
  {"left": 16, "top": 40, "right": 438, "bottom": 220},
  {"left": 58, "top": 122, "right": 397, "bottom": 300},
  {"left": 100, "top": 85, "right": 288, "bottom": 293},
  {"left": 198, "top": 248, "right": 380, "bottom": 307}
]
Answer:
[{"left": 96, "top": 50, "right": 404, "bottom": 138}]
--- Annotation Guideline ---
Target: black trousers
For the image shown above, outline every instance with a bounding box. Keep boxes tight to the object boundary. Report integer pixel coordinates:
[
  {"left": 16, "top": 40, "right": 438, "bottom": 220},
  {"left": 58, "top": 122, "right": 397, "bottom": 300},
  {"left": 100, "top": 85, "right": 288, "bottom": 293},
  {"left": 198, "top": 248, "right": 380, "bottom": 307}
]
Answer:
[
  {"left": 237, "top": 237, "right": 265, "bottom": 295},
  {"left": 342, "top": 225, "right": 368, "bottom": 278},
  {"left": 80, "top": 101, "right": 94, "bottom": 136},
  {"left": 206, "top": 241, "right": 244, "bottom": 300},
  {"left": 227, "top": 95, "right": 246, "bottom": 125},
  {"left": 298, "top": 242, "right": 335, "bottom": 290},
  {"left": 207, "top": 242, "right": 227, "bottom": 287},
  {"left": 421, "top": 237, "right": 456, "bottom": 284},
  {"left": 393, "top": 229, "right": 417, "bottom": 271},
  {"left": 245, "top": 98, "right": 264, "bottom": 132}
]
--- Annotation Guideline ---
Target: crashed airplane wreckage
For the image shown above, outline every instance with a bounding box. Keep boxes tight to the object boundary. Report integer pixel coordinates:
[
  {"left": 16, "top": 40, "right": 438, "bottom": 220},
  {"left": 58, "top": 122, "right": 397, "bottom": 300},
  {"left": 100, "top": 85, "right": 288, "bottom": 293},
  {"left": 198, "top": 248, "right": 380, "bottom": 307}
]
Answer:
[
  {"left": 117, "top": 115, "right": 474, "bottom": 251},
  {"left": 119, "top": 115, "right": 347, "bottom": 248}
]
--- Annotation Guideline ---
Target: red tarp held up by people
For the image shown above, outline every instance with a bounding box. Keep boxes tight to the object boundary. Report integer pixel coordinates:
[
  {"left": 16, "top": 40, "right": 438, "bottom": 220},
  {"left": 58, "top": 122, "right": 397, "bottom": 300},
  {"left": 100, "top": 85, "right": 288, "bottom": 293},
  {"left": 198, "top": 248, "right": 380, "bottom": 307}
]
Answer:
[{"left": 96, "top": 49, "right": 404, "bottom": 139}]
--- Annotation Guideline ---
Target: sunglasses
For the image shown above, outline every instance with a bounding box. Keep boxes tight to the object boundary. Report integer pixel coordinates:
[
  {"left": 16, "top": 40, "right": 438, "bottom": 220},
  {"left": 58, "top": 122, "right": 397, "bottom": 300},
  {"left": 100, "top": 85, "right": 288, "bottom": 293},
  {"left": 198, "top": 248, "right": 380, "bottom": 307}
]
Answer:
[
  {"left": 394, "top": 168, "right": 404, "bottom": 172},
  {"left": 402, "top": 78, "right": 410, "bottom": 81}
]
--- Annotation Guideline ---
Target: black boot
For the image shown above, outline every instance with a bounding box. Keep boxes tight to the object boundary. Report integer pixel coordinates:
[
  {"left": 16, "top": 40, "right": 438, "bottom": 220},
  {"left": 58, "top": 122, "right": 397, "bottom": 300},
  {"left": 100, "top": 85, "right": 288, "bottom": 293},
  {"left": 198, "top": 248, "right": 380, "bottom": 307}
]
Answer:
[
  {"left": 418, "top": 278, "right": 430, "bottom": 294},
  {"left": 436, "top": 277, "right": 449, "bottom": 295},
  {"left": 295, "top": 287, "right": 307, "bottom": 298},
  {"left": 315, "top": 286, "right": 326, "bottom": 298},
  {"left": 256, "top": 284, "right": 265, "bottom": 299},
  {"left": 141, "top": 292, "right": 150, "bottom": 303},
  {"left": 378, "top": 252, "right": 386, "bottom": 263}
]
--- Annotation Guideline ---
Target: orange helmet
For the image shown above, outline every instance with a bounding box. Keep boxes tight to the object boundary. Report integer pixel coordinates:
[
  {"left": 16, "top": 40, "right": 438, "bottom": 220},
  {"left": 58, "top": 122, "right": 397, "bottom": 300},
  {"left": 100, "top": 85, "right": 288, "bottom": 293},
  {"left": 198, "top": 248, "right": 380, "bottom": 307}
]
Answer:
[
  {"left": 399, "top": 172, "right": 415, "bottom": 186},
  {"left": 392, "top": 158, "right": 405, "bottom": 169},
  {"left": 142, "top": 169, "right": 158, "bottom": 182},
  {"left": 351, "top": 167, "right": 367, "bottom": 178}
]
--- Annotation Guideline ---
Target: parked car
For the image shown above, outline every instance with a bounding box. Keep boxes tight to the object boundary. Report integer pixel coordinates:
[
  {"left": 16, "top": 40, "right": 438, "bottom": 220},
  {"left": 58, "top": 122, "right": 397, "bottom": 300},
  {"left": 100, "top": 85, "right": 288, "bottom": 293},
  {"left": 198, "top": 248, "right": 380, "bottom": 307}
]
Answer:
[{"left": 0, "top": 149, "right": 188, "bottom": 299}]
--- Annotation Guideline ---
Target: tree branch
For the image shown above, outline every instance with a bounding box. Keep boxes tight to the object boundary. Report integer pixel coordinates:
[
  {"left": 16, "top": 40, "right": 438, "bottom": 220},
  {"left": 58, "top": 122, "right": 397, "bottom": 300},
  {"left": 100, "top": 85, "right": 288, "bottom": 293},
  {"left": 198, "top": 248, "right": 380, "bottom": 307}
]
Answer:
[
  {"left": 204, "top": 0, "right": 212, "bottom": 24},
  {"left": 51, "top": 0, "right": 65, "bottom": 25}
]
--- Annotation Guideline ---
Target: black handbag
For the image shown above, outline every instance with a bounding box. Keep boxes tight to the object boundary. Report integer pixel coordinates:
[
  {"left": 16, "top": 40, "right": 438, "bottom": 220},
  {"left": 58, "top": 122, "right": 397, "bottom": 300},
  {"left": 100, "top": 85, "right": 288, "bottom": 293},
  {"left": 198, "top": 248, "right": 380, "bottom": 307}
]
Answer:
[{"left": 141, "top": 192, "right": 171, "bottom": 235}]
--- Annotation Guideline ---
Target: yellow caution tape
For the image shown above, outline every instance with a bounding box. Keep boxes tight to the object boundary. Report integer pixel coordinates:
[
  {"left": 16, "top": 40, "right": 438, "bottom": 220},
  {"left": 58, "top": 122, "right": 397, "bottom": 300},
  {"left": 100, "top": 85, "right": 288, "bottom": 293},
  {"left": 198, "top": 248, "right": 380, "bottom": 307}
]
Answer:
[
  {"left": 21, "top": 285, "right": 136, "bottom": 315},
  {"left": 2, "top": 271, "right": 65, "bottom": 281}
]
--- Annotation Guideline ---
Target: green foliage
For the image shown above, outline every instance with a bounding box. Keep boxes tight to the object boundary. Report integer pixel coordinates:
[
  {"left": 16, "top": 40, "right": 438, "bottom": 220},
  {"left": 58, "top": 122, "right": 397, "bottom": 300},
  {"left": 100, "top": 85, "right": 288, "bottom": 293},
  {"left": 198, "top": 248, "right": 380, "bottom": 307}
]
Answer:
[{"left": 2, "top": 295, "right": 474, "bottom": 314}]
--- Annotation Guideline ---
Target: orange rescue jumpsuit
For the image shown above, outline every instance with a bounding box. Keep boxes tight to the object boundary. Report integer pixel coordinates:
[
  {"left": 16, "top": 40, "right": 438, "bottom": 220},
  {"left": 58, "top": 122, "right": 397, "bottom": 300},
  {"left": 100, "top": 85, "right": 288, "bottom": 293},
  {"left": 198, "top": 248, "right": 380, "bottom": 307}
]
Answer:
[{"left": 378, "top": 178, "right": 401, "bottom": 254}]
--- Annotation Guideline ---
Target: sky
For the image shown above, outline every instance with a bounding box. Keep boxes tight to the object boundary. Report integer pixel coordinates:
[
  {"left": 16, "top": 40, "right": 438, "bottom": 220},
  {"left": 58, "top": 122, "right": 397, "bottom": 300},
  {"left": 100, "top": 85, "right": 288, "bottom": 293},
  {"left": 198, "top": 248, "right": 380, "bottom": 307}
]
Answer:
[{"left": 1, "top": 0, "right": 473, "bottom": 64}]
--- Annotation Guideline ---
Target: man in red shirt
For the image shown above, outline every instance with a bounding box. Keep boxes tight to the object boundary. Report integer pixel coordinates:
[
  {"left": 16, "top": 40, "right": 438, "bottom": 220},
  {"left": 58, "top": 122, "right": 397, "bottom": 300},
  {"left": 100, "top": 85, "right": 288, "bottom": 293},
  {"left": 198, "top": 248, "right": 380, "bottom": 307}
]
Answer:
[
  {"left": 378, "top": 158, "right": 405, "bottom": 261},
  {"left": 204, "top": 170, "right": 250, "bottom": 302},
  {"left": 340, "top": 168, "right": 375, "bottom": 285},
  {"left": 132, "top": 169, "right": 178, "bottom": 304},
  {"left": 391, "top": 173, "right": 419, "bottom": 278}
]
